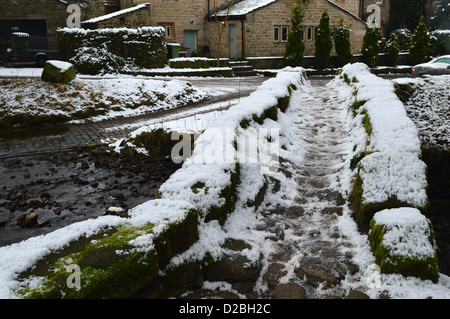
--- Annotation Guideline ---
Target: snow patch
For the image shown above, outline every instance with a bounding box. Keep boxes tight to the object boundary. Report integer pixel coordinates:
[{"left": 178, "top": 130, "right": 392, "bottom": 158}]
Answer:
[{"left": 372, "top": 207, "right": 436, "bottom": 259}]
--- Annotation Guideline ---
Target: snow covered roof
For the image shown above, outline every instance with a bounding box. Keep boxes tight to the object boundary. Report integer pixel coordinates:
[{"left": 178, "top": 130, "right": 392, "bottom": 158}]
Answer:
[
  {"left": 82, "top": 3, "right": 150, "bottom": 24},
  {"left": 214, "top": 0, "right": 278, "bottom": 18},
  {"left": 212, "top": 0, "right": 366, "bottom": 25}
]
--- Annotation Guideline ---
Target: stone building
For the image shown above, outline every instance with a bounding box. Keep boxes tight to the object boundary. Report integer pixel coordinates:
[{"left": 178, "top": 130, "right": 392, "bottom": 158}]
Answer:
[
  {"left": 67, "top": 0, "right": 370, "bottom": 60},
  {"left": 1, "top": 0, "right": 373, "bottom": 63},
  {"left": 82, "top": 0, "right": 209, "bottom": 56},
  {"left": 207, "top": 0, "right": 368, "bottom": 59},
  {"left": 0, "top": 0, "right": 68, "bottom": 61}
]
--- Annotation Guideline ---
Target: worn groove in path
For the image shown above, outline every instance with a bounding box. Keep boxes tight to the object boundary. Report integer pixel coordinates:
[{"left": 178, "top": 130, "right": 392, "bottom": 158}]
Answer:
[{"left": 253, "top": 78, "right": 360, "bottom": 299}]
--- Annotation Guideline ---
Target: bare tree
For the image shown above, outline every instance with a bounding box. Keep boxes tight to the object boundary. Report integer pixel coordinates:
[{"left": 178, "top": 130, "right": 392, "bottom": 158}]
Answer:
[{"left": 206, "top": 0, "right": 235, "bottom": 67}]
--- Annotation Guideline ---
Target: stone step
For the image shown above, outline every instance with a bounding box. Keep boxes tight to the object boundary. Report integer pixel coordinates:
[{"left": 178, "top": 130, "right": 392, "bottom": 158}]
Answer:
[
  {"left": 232, "top": 65, "right": 253, "bottom": 71},
  {"left": 230, "top": 61, "right": 257, "bottom": 77},
  {"left": 233, "top": 70, "right": 258, "bottom": 77},
  {"left": 229, "top": 60, "right": 250, "bottom": 65}
]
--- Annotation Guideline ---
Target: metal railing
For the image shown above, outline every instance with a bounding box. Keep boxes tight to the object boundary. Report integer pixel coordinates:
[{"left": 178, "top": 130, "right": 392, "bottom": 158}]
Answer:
[{"left": 12, "top": 35, "right": 58, "bottom": 53}]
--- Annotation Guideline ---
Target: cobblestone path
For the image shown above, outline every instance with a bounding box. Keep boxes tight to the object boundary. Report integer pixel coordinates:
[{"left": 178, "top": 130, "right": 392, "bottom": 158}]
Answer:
[
  {"left": 173, "top": 78, "right": 368, "bottom": 300},
  {"left": 254, "top": 79, "right": 361, "bottom": 298}
]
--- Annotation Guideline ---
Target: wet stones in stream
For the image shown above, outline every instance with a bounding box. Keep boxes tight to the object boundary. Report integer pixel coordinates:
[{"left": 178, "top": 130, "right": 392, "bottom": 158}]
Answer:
[{"left": 0, "top": 146, "right": 181, "bottom": 247}]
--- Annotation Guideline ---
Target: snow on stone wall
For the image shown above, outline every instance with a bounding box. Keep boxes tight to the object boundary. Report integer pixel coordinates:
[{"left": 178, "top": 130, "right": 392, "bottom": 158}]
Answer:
[
  {"left": 0, "top": 68, "right": 307, "bottom": 299},
  {"left": 338, "top": 63, "right": 429, "bottom": 228},
  {"left": 57, "top": 27, "right": 167, "bottom": 74}
]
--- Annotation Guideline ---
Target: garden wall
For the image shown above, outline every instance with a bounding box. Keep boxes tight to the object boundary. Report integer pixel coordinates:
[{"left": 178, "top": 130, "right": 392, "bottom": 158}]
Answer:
[
  {"left": 337, "top": 63, "right": 439, "bottom": 282},
  {"left": 247, "top": 53, "right": 411, "bottom": 71},
  {"left": 1, "top": 68, "right": 306, "bottom": 299},
  {"left": 57, "top": 27, "right": 167, "bottom": 74}
]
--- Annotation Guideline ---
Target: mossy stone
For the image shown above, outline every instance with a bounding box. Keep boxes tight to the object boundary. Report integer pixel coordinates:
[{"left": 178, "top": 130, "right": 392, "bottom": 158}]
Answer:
[
  {"left": 41, "top": 61, "right": 76, "bottom": 84},
  {"left": 369, "top": 216, "right": 439, "bottom": 283}
]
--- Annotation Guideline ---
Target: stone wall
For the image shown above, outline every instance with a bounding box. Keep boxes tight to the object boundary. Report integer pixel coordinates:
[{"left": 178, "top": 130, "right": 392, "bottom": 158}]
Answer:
[
  {"left": 330, "top": 0, "right": 362, "bottom": 16},
  {"left": 58, "top": 27, "right": 167, "bottom": 73}
]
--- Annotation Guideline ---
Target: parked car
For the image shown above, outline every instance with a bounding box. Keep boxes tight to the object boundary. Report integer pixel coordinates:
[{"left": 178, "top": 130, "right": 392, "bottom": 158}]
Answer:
[{"left": 412, "top": 55, "right": 450, "bottom": 76}]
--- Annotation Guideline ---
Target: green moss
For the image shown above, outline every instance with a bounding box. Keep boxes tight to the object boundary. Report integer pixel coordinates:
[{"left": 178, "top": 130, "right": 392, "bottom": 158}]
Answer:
[
  {"left": 252, "top": 105, "right": 279, "bottom": 125},
  {"left": 351, "top": 168, "right": 429, "bottom": 231},
  {"left": 20, "top": 223, "right": 159, "bottom": 299},
  {"left": 205, "top": 162, "right": 241, "bottom": 225},
  {"left": 342, "top": 73, "right": 351, "bottom": 85},
  {"left": 348, "top": 99, "right": 367, "bottom": 117},
  {"left": 154, "top": 209, "right": 200, "bottom": 268},
  {"left": 369, "top": 220, "right": 439, "bottom": 283},
  {"left": 18, "top": 208, "right": 200, "bottom": 299},
  {"left": 240, "top": 118, "right": 251, "bottom": 129},
  {"left": 350, "top": 152, "right": 366, "bottom": 171},
  {"left": 131, "top": 129, "right": 179, "bottom": 159},
  {"left": 362, "top": 109, "right": 373, "bottom": 136},
  {"left": 278, "top": 95, "right": 291, "bottom": 113},
  {"left": 394, "top": 82, "right": 417, "bottom": 103}
]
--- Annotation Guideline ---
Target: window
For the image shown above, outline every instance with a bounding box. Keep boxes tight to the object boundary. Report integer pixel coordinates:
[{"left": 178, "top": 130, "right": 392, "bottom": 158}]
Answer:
[
  {"left": 158, "top": 23, "right": 175, "bottom": 39},
  {"left": 307, "top": 26, "right": 313, "bottom": 41},
  {"left": 166, "top": 25, "right": 172, "bottom": 38},
  {"left": 274, "top": 26, "right": 280, "bottom": 42},
  {"left": 435, "top": 58, "right": 450, "bottom": 64},
  {"left": 281, "top": 26, "right": 289, "bottom": 42},
  {"left": 274, "top": 25, "right": 289, "bottom": 42}
]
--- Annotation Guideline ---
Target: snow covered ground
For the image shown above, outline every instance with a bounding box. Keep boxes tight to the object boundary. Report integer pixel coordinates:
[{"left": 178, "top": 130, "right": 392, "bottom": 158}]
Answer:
[
  {"left": 0, "top": 66, "right": 449, "bottom": 299},
  {"left": 0, "top": 76, "right": 206, "bottom": 126},
  {"left": 394, "top": 75, "right": 450, "bottom": 150}
]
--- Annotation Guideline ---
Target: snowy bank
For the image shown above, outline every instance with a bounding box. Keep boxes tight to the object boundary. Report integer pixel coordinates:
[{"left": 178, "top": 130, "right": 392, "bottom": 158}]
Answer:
[
  {"left": 0, "top": 77, "right": 206, "bottom": 128},
  {"left": 335, "top": 63, "right": 435, "bottom": 282},
  {"left": 337, "top": 63, "right": 429, "bottom": 228},
  {"left": 0, "top": 68, "right": 306, "bottom": 299},
  {"left": 393, "top": 75, "right": 450, "bottom": 150}
]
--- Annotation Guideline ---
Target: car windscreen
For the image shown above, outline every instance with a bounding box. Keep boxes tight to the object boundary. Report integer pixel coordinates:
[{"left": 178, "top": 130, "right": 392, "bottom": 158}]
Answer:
[{"left": 435, "top": 58, "right": 450, "bottom": 64}]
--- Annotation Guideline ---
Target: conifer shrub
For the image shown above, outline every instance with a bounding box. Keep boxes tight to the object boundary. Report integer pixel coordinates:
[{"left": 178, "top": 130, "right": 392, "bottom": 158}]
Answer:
[
  {"left": 409, "top": 16, "right": 429, "bottom": 65},
  {"left": 384, "top": 33, "right": 400, "bottom": 66},
  {"left": 361, "top": 24, "right": 380, "bottom": 67},
  {"left": 331, "top": 19, "right": 353, "bottom": 67},
  {"left": 315, "top": 9, "right": 333, "bottom": 69},
  {"left": 285, "top": 0, "right": 305, "bottom": 67}
]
